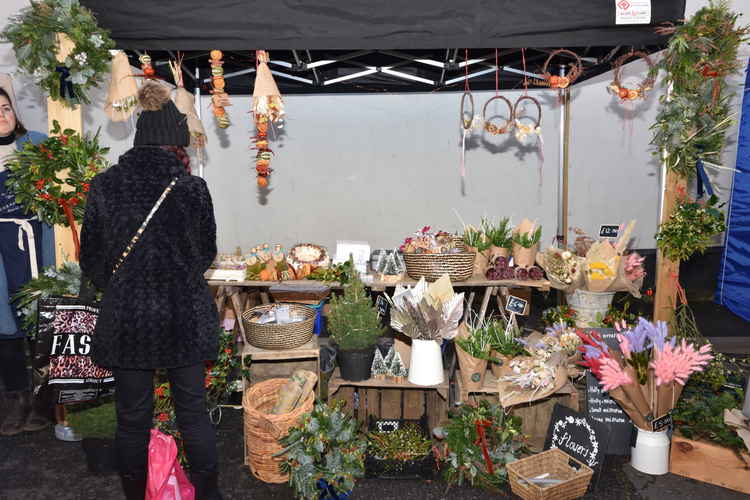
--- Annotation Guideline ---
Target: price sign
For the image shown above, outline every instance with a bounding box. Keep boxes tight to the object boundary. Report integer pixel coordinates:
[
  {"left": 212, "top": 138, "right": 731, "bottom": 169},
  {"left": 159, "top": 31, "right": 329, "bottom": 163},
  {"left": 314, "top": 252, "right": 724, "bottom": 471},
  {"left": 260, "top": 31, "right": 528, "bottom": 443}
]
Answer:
[
  {"left": 651, "top": 413, "right": 673, "bottom": 432},
  {"left": 505, "top": 295, "right": 528, "bottom": 316},
  {"left": 599, "top": 225, "right": 620, "bottom": 238},
  {"left": 375, "top": 295, "right": 389, "bottom": 319}
]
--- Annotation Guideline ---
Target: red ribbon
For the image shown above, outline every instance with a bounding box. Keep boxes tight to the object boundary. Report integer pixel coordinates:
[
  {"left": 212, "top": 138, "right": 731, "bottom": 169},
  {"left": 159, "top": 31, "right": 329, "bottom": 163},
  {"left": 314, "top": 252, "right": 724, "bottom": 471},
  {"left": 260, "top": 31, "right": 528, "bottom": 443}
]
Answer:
[
  {"left": 473, "top": 419, "right": 494, "bottom": 475},
  {"left": 57, "top": 197, "right": 80, "bottom": 260},
  {"left": 671, "top": 272, "right": 688, "bottom": 306}
]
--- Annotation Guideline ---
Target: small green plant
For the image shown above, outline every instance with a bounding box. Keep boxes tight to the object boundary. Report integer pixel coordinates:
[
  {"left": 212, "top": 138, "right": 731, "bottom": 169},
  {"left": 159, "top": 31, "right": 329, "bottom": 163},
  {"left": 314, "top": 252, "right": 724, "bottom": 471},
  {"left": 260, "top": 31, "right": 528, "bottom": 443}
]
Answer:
[
  {"left": 434, "top": 400, "right": 526, "bottom": 490},
  {"left": 463, "top": 225, "right": 491, "bottom": 252},
  {"left": 656, "top": 194, "right": 726, "bottom": 262},
  {"left": 482, "top": 217, "right": 513, "bottom": 249},
  {"left": 456, "top": 317, "right": 493, "bottom": 358},
  {"left": 367, "top": 423, "right": 432, "bottom": 461},
  {"left": 485, "top": 318, "right": 527, "bottom": 358},
  {"left": 673, "top": 353, "right": 749, "bottom": 452},
  {"left": 279, "top": 400, "right": 366, "bottom": 500},
  {"left": 307, "top": 258, "right": 356, "bottom": 284},
  {"left": 512, "top": 226, "right": 542, "bottom": 248},
  {"left": 328, "top": 272, "right": 384, "bottom": 351},
  {"left": 593, "top": 301, "right": 639, "bottom": 328},
  {"left": 541, "top": 305, "right": 577, "bottom": 328}
]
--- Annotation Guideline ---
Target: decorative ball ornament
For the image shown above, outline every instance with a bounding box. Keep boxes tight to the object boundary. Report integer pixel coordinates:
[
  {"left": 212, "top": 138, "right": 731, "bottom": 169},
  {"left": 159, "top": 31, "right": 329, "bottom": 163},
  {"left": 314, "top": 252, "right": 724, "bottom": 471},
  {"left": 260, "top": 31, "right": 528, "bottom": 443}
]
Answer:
[
  {"left": 608, "top": 51, "right": 656, "bottom": 102},
  {"left": 482, "top": 95, "right": 514, "bottom": 135},
  {"left": 536, "top": 49, "right": 583, "bottom": 88}
]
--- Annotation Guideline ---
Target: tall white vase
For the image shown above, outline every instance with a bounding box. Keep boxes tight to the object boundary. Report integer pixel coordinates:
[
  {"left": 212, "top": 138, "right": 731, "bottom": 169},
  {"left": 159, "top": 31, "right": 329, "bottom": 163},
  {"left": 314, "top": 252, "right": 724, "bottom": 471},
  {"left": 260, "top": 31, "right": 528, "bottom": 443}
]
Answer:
[
  {"left": 408, "top": 339, "right": 444, "bottom": 386},
  {"left": 630, "top": 427, "right": 670, "bottom": 475}
]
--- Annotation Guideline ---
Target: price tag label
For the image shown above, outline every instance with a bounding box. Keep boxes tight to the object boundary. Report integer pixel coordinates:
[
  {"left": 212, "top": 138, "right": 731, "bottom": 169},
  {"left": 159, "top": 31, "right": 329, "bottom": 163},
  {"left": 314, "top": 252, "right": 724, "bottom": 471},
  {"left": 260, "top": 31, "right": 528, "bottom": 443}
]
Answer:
[
  {"left": 651, "top": 413, "right": 673, "bottom": 432},
  {"left": 376, "top": 295, "right": 389, "bottom": 319},
  {"left": 505, "top": 295, "right": 528, "bottom": 316},
  {"left": 599, "top": 224, "right": 620, "bottom": 238}
]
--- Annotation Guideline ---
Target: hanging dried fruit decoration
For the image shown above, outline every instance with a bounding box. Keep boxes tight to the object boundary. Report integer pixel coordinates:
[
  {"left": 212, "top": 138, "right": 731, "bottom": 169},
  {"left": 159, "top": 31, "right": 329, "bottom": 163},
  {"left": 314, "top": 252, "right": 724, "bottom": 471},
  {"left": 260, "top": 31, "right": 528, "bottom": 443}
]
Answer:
[
  {"left": 139, "top": 53, "right": 156, "bottom": 79},
  {"left": 535, "top": 49, "right": 582, "bottom": 89},
  {"left": 608, "top": 51, "right": 655, "bottom": 102},
  {"left": 209, "top": 50, "right": 231, "bottom": 128},
  {"left": 251, "top": 50, "right": 285, "bottom": 187}
]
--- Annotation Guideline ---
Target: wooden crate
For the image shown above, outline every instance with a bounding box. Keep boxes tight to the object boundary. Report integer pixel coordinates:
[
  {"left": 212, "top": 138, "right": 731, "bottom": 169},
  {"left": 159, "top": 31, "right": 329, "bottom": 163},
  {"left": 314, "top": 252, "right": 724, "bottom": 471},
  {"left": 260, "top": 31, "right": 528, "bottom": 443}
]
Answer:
[{"left": 669, "top": 435, "right": 750, "bottom": 494}]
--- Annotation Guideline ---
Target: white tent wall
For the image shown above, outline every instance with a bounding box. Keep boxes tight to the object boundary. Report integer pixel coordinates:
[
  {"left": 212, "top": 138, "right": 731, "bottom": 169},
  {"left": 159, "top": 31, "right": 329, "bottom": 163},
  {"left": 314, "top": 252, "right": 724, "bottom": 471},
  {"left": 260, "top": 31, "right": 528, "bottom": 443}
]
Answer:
[{"left": 1, "top": 0, "right": 748, "bottom": 254}]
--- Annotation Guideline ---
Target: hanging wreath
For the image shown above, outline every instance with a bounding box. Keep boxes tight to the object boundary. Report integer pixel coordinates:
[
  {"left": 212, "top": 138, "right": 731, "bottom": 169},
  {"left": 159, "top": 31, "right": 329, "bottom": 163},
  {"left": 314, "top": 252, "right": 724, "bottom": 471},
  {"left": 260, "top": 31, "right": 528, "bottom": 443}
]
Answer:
[
  {"left": 4, "top": 120, "right": 109, "bottom": 258},
  {"left": 482, "top": 95, "right": 514, "bottom": 135},
  {"left": 535, "top": 49, "right": 582, "bottom": 89},
  {"left": 460, "top": 91, "right": 475, "bottom": 131},
  {"left": 513, "top": 95, "right": 542, "bottom": 144},
  {"left": 608, "top": 51, "right": 655, "bottom": 102},
  {"left": 1, "top": 0, "right": 115, "bottom": 107}
]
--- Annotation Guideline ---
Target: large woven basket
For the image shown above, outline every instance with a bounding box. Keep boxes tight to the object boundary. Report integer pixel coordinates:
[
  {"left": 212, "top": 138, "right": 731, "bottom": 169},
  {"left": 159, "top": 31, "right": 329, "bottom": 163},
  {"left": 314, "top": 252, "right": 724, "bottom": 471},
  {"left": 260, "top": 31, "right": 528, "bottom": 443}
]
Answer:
[
  {"left": 403, "top": 240, "right": 475, "bottom": 282},
  {"left": 241, "top": 303, "right": 315, "bottom": 350},
  {"left": 243, "top": 378, "right": 314, "bottom": 483},
  {"left": 507, "top": 448, "right": 593, "bottom": 500}
]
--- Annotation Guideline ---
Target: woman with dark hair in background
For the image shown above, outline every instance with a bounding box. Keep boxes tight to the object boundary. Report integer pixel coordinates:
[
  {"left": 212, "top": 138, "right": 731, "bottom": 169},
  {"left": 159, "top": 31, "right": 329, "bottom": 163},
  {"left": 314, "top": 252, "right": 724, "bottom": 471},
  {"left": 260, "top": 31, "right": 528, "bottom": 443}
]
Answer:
[
  {"left": 0, "top": 75, "right": 56, "bottom": 437},
  {"left": 80, "top": 82, "right": 223, "bottom": 500}
]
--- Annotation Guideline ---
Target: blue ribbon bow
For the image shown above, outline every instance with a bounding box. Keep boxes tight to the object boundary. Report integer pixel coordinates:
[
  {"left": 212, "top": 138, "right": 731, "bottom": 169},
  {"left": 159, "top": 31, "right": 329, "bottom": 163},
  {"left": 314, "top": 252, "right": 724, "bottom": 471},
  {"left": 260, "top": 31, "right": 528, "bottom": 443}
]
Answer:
[
  {"left": 55, "top": 66, "right": 76, "bottom": 101},
  {"left": 317, "top": 479, "right": 351, "bottom": 500},
  {"left": 696, "top": 158, "right": 715, "bottom": 198}
]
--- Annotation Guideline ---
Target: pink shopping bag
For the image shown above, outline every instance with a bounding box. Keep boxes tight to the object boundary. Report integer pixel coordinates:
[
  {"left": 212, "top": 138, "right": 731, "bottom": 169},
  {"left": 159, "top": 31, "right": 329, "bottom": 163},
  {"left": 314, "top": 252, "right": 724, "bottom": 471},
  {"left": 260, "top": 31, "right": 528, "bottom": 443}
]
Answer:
[{"left": 146, "top": 429, "right": 195, "bottom": 500}]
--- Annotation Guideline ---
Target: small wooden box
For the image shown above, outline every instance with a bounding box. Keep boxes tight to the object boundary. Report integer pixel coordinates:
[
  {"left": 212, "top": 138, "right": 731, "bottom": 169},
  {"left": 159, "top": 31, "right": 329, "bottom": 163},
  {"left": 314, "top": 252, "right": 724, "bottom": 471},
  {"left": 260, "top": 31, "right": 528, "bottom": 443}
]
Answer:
[{"left": 669, "top": 435, "right": 750, "bottom": 494}]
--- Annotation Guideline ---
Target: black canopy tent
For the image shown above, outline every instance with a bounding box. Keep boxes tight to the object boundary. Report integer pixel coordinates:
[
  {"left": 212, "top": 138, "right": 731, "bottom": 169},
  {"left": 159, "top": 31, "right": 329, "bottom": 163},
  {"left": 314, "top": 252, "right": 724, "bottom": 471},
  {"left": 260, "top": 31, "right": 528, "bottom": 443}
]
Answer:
[{"left": 81, "top": 0, "right": 685, "bottom": 94}]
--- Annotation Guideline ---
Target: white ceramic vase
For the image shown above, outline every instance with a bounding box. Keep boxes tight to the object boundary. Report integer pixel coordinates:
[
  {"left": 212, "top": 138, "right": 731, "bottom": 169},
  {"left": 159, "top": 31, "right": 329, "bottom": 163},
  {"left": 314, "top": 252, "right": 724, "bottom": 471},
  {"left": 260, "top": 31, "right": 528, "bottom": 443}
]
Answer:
[
  {"left": 630, "top": 427, "right": 670, "bottom": 475},
  {"left": 408, "top": 339, "right": 444, "bottom": 386}
]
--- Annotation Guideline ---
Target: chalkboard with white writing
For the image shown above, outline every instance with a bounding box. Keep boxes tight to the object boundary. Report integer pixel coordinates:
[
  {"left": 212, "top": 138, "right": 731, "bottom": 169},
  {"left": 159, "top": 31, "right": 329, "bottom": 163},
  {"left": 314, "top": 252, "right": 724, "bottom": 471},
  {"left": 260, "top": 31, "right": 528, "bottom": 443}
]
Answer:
[
  {"left": 584, "top": 328, "right": 634, "bottom": 455},
  {"left": 599, "top": 225, "right": 620, "bottom": 238},
  {"left": 544, "top": 404, "right": 608, "bottom": 474},
  {"left": 505, "top": 295, "right": 528, "bottom": 315}
]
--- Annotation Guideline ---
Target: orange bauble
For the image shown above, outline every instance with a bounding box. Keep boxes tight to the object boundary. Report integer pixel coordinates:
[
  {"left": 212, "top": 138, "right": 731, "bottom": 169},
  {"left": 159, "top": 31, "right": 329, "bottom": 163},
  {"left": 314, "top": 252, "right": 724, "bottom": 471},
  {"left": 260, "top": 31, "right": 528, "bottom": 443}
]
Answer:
[
  {"left": 618, "top": 87, "right": 630, "bottom": 99},
  {"left": 257, "top": 176, "right": 268, "bottom": 187},
  {"left": 210, "top": 50, "right": 223, "bottom": 60}
]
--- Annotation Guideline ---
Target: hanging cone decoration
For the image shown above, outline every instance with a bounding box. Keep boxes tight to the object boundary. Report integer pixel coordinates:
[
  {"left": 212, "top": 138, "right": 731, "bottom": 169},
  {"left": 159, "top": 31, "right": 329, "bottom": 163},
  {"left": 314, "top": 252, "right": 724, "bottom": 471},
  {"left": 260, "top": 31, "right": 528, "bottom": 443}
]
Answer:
[
  {"left": 105, "top": 51, "right": 139, "bottom": 122},
  {"left": 252, "top": 50, "right": 284, "bottom": 188},
  {"left": 168, "top": 56, "right": 207, "bottom": 157},
  {"left": 209, "top": 50, "right": 231, "bottom": 128}
]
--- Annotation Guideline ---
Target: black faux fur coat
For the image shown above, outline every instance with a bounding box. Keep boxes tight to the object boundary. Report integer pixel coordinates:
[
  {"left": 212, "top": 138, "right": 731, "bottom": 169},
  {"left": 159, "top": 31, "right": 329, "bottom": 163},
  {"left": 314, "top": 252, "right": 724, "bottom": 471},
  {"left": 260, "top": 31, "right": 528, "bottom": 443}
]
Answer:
[{"left": 80, "top": 146, "right": 218, "bottom": 369}]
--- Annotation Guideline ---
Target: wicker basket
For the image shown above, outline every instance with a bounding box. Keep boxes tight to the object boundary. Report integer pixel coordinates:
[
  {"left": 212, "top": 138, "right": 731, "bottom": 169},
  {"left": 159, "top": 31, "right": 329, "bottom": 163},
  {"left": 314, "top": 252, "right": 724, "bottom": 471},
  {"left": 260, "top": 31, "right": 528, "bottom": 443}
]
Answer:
[
  {"left": 243, "top": 378, "right": 314, "bottom": 483},
  {"left": 403, "top": 239, "right": 475, "bottom": 282},
  {"left": 241, "top": 303, "right": 315, "bottom": 350},
  {"left": 507, "top": 448, "right": 593, "bottom": 500}
]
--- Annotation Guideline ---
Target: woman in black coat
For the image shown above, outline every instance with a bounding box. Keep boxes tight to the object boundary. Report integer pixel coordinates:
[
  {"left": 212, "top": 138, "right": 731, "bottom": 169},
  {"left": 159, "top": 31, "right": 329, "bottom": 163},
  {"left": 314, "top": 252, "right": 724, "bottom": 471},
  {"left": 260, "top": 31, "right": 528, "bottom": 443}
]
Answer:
[{"left": 80, "top": 82, "right": 222, "bottom": 500}]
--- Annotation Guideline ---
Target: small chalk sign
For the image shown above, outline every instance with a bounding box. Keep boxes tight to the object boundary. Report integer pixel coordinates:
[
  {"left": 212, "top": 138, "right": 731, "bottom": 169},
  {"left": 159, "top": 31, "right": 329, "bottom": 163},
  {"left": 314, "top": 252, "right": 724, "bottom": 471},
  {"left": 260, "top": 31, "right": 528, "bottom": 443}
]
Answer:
[
  {"left": 505, "top": 295, "right": 528, "bottom": 316},
  {"left": 544, "top": 404, "right": 608, "bottom": 474},
  {"left": 651, "top": 413, "right": 673, "bottom": 432},
  {"left": 375, "top": 295, "right": 389, "bottom": 319},
  {"left": 599, "top": 225, "right": 620, "bottom": 238}
]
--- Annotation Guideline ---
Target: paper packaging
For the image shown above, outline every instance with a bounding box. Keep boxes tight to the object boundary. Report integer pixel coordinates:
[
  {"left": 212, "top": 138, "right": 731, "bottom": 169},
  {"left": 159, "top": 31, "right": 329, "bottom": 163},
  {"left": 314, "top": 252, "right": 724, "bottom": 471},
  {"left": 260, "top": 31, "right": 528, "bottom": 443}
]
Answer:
[
  {"left": 466, "top": 245, "right": 490, "bottom": 277},
  {"left": 512, "top": 219, "right": 540, "bottom": 268},
  {"left": 455, "top": 323, "right": 488, "bottom": 391},
  {"left": 335, "top": 240, "right": 371, "bottom": 274}
]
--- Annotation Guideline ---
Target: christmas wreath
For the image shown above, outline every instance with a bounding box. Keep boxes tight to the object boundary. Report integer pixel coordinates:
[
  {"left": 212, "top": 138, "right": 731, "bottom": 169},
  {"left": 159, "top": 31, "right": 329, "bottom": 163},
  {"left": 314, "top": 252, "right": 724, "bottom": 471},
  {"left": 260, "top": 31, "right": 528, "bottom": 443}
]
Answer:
[
  {"left": 1, "top": 0, "right": 115, "bottom": 106},
  {"left": 4, "top": 120, "right": 109, "bottom": 257}
]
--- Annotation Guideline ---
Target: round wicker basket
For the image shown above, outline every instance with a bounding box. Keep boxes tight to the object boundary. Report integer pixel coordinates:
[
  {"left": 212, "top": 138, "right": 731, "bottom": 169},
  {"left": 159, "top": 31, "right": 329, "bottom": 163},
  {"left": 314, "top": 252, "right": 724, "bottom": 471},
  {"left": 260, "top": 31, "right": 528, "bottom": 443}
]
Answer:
[
  {"left": 243, "top": 378, "right": 314, "bottom": 484},
  {"left": 241, "top": 303, "right": 315, "bottom": 350},
  {"left": 403, "top": 241, "right": 475, "bottom": 282}
]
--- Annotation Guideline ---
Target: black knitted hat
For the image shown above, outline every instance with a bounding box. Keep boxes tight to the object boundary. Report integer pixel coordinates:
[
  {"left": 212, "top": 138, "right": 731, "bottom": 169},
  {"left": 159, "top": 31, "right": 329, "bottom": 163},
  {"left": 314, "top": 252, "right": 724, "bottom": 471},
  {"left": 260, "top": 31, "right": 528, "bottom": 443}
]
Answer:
[{"left": 134, "top": 82, "right": 190, "bottom": 147}]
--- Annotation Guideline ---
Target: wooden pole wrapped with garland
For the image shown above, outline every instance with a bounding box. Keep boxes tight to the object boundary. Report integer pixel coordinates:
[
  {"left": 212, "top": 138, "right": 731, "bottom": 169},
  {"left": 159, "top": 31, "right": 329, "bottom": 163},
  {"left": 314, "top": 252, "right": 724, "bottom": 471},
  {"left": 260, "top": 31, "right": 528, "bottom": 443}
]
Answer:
[{"left": 651, "top": 1, "right": 748, "bottom": 322}]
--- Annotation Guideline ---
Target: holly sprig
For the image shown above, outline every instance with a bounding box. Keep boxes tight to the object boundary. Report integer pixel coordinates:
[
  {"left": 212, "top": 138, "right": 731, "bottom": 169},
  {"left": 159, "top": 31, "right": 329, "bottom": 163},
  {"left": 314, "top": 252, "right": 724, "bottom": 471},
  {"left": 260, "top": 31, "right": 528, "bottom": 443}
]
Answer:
[
  {"left": 1, "top": 0, "right": 115, "bottom": 106},
  {"left": 655, "top": 194, "right": 726, "bottom": 262},
  {"left": 4, "top": 120, "right": 108, "bottom": 226}
]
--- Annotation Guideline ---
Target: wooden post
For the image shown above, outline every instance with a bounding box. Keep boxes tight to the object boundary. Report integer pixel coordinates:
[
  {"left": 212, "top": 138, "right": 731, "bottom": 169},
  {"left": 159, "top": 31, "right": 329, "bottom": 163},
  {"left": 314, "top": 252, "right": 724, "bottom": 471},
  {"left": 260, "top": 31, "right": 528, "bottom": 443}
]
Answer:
[
  {"left": 653, "top": 169, "right": 687, "bottom": 322},
  {"left": 49, "top": 33, "right": 82, "bottom": 266}
]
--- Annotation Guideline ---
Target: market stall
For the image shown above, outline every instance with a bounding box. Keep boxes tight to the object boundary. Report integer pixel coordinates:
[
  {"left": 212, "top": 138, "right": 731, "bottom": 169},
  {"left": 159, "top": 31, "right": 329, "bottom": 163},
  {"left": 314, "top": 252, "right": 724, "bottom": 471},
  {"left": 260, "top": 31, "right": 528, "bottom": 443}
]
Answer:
[{"left": 3, "top": 0, "right": 750, "bottom": 499}]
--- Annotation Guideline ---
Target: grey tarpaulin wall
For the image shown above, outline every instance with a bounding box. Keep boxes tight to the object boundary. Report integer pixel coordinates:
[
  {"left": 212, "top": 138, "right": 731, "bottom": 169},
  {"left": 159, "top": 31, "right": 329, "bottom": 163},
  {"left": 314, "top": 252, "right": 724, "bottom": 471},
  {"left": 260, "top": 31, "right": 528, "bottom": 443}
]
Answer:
[{"left": 80, "top": 0, "right": 685, "bottom": 50}]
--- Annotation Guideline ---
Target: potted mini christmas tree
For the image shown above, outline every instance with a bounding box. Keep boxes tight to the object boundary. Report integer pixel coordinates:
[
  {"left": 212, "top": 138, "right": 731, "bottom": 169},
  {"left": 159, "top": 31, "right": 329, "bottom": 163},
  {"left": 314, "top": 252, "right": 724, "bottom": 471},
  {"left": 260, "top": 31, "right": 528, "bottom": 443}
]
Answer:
[{"left": 329, "top": 273, "right": 385, "bottom": 381}]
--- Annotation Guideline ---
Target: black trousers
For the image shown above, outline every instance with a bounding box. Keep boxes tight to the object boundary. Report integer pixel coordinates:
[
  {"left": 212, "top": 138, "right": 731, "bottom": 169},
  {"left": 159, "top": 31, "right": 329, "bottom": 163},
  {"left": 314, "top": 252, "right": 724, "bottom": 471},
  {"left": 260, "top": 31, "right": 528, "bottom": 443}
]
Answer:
[
  {"left": 113, "top": 364, "right": 218, "bottom": 474},
  {"left": 0, "top": 338, "right": 28, "bottom": 391}
]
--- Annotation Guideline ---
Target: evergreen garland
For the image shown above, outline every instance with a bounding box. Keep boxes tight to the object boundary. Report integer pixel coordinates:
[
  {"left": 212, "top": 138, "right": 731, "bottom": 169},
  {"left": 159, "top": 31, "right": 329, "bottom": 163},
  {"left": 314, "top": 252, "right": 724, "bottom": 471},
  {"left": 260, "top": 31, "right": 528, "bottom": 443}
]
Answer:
[
  {"left": 1, "top": 0, "right": 115, "bottom": 107},
  {"left": 655, "top": 194, "right": 726, "bottom": 261},
  {"left": 650, "top": 1, "right": 748, "bottom": 178}
]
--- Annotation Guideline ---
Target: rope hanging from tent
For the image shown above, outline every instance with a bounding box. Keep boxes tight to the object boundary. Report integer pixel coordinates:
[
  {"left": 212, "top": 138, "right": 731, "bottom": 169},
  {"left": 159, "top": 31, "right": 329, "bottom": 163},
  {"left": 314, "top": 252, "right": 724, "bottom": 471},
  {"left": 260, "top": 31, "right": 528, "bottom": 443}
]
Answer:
[
  {"left": 516, "top": 48, "right": 544, "bottom": 198},
  {"left": 459, "top": 48, "right": 475, "bottom": 195}
]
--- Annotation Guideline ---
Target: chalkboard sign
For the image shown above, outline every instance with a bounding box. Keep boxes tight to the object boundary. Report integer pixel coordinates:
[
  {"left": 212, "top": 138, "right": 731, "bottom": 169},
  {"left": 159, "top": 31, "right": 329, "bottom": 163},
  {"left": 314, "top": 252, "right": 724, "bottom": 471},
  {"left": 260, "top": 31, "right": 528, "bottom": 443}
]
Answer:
[
  {"left": 544, "top": 404, "right": 608, "bottom": 473},
  {"left": 584, "top": 328, "right": 634, "bottom": 455},
  {"left": 652, "top": 413, "right": 673, "bottom": 432},
  {"left": 505, "top": 295, "right": 528, "bottom": 316},
  {"left": 375, "top": 295, "right": 389, "bottom": 319},
  {"left": 599, "top": 225, "right": 620, "bottom": 238}
]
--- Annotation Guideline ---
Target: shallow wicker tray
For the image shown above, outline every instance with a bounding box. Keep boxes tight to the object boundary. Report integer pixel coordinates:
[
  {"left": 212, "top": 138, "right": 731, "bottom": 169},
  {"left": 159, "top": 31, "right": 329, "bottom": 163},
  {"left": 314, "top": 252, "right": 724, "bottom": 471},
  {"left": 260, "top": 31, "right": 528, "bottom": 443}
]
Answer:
[
  {"left": 507, "top": 448, "right": 593, "bottom": 500},
  {"left": 241, "top": 303, "right": 315, "bottom": 350}
]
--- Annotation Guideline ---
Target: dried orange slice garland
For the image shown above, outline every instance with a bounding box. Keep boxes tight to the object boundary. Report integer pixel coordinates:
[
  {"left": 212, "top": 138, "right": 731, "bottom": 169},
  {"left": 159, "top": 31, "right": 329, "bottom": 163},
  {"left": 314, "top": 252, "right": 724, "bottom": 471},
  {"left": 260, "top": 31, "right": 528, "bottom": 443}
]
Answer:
[
  {"left": 209, "top": 50, "right": 231, "bottom": 128},
  {"left": 608, "top": 51, "right": 655, "bottom": 102},
  {"left": 252, "top": 50, "right": 285, "bottom": 188}
]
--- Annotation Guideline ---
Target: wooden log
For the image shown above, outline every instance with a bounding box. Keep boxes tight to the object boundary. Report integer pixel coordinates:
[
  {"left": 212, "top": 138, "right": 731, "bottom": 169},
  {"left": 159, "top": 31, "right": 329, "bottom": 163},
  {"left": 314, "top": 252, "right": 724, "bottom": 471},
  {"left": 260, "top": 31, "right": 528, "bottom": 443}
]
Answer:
[
  {"left": 48, "top": 33, "right": 83, "bottom": 266},
  {"left": 669, "top": 436, "right": 750, "bottom": 494},
  {"left": 654, "top": 170, "right": 687, "bottom": 322}
]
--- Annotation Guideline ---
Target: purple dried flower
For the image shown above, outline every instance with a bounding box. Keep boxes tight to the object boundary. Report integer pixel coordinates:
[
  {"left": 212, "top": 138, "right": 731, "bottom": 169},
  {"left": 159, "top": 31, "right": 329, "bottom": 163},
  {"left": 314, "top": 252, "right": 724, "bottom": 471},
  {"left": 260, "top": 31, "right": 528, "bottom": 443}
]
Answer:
[
  {"left": 582, "top": 344, "right": 605, "bottom": 359},
  {"left": 619, "top": 317, "right": 652, "bottom": 353},
  {"left": 645, "top": 319, "right": 671, "bottom": 351}
]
